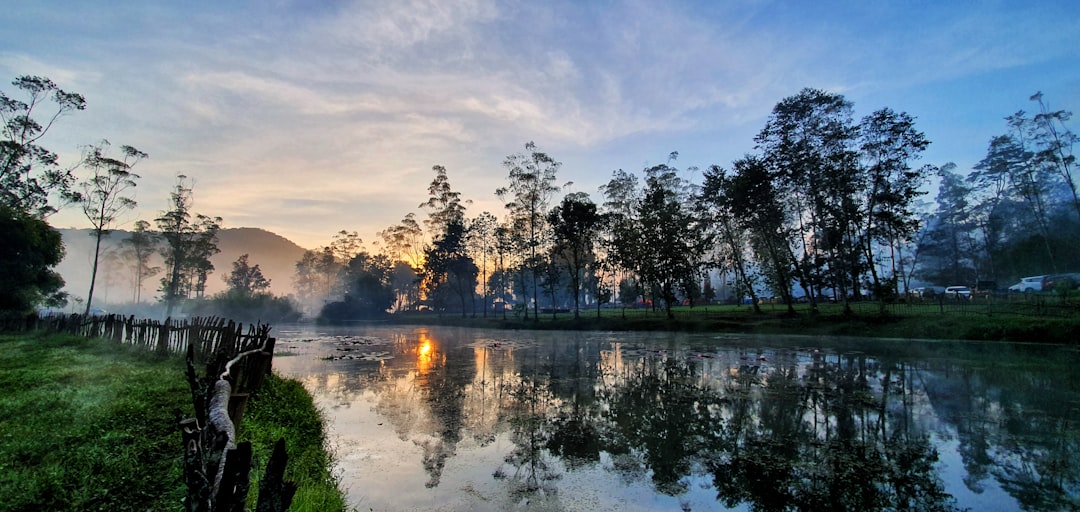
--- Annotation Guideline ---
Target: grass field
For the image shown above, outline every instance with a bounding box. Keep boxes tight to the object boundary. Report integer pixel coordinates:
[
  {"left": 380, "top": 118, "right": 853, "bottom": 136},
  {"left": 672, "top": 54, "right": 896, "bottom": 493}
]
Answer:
[
  {"left": 0, "top": 332, "right": 348, "bottom": 512},
  {"left": 392, "top": 295, "right": 1080, "bottom": 344}
]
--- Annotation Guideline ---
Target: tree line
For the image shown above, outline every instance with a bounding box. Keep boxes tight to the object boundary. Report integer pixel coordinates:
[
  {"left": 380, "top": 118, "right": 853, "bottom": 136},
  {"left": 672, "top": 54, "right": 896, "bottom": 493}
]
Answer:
[
  {"left": 311, "top": 87, "right": 1075, "bottom": 321},
  {"left": 2, "top": 73, "right": 1075, "bottom": 321}
]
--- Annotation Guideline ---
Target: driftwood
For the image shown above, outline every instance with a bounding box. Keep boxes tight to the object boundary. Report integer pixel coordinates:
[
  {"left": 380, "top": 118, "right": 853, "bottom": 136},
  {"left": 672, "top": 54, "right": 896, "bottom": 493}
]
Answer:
[{"left": 178, "top": 337, "right": 294, "bottom": 512}]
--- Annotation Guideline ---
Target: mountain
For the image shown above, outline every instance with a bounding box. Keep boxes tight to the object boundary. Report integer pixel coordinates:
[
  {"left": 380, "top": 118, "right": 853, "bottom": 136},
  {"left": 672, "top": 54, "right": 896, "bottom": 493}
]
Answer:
[{"left": 55, "top": 227, "right": 309, "bottom": 307}]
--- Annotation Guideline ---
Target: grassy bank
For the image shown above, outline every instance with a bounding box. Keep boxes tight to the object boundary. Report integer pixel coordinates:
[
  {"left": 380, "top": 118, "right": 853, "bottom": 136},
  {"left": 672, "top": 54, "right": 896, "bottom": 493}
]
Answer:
[
  {"left": 0, "top": 332, "right": 347, "bottom": 512},
  {"left": 390, "top": 301, "right": 1080, "bottom": 344}
]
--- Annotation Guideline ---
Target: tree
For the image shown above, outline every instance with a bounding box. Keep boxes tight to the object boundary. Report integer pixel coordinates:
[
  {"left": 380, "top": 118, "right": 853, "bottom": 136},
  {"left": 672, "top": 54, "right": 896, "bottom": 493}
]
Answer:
[
  {"left": 1028, "top": 92, "right": 1078, "bottom": 221},
  {"left": 548, "top": 193, "right": 602, "bottom": 319},
  {"left": 119, "top": 219, "right": 160, "bottom": 303},
  {"left": 377, "top": 214, "right": 426, "bottom": 312},
  {"left": 755, "top": 88, "right": 860, "bottom": 312},
  {"left": 76, "top": 140, "right": 147, "bottom": 315},
  {"left": 498, "top": 141, "right": 561, "bottom": 321},
  {"left": 418, "top": 165, "right": 476, "bottom": 315},
  {"left": 0, "top": 204, "right": 66, "bottom": 312},
  {"left": 635, "top": 159, "right": 705, "bottom": 319},
  {"left": 468, "top": 211, "right": 499, "bottom": 317},
  {"left": 224, "top": 253, "right": 271, "bottom": 298},
  {"left": 293, "top": 248, "right": 333, "bottom": 318},
  {"left": 858, "top": 108, "right": 932, "bottom": 308},
  {"left": 320, "top": 251, "right": 396, "bottom": 321},
  {"left": 1, "top": 75, "right": 86, "bottom": 217},
  {"left": 378, "top": 213, "right": 426, "bottom": 270},
  {"left": 918, "top": 164, "right": 978, "bottom": 285},
  {"left": 600, "top": 168, "right": 643, "bottom": 306},
  {"left": 698, "top": 164, "right": 761, "bottom": 313},
  {"left": 423, "top": 218, "right": 478, "bottom": 316},
  {"left": 726, "top": 155, "right": 794, "bottom": 313},
  {"left": 155, "top": 175, "right": 221, "bottom": 316},
  {"left": 421, "top": 165, "right": 468, "bottom": 236},
  {"left": 329, "top": 230, "right": 364, "bottom": 263}
]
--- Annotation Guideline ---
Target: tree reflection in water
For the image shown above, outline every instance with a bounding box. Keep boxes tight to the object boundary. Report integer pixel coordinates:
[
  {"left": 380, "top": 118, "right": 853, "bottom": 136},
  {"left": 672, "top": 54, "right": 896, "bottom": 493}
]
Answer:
[{"left": 274, "top": 328, "right": 1080, "bottom": 511}]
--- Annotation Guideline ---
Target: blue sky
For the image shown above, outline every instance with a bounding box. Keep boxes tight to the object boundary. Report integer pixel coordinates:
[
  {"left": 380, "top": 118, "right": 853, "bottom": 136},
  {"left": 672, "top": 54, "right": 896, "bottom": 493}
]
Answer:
[{"left": 3, "top": 0, "right": 1078, "bottom": 249}]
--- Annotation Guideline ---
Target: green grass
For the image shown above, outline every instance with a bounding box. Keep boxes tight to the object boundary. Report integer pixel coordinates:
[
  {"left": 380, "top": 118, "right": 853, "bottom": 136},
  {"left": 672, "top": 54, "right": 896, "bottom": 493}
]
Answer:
[
  {"left": 391, "top": 299, "right": 1080, "bottom": 344},
  {"left": 0, "top": 332, "right": 348, "bottom": 512}
]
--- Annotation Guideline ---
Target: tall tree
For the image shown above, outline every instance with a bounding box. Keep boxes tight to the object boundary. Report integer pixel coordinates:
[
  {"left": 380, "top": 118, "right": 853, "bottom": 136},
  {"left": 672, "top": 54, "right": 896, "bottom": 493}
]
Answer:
[
  {"left": 155, "top": 175, "right": 221, "bottom": 316},
  {"left": 635, "top": 158, "right": 704, "bottom": 319},
  {"left": 548, "top": 192, "right": 602, "bottom": 319},
  {"left": 919, "top": 164, "right": 978, "bottom": 285},
  {"left": 223, "top": 253, "right": 271, "bottom": 298},
  {"left": 329, "top": 230, "right": 364, "bottom": 263},
  {"left": 378, "top": 213, "right": 425, "bottom": 270},
  {"left": 1, "top": 75, "right": 86, "bottom": 217},
  {"left": 423, "top": 218, "right": 477, "bottom": 316},
  {"left": 419, "top": 165, "right": 474, "bottom": 315},
  {"left": 378, "top": 214, "right": 426, "bottom": 311},
  {"left": 468, "top": 211, "right": 499, "bottom": 317},
  {"left": 755, "top": 88, "right": 859, "bottom": 312},
  {"left": 76, "top": 140, "right": 147, "bottom": 315},
  {"left": 421, "top": 165, "right": 468, "bottom": 236},
  {"left": 0, "top": 75, "right": 81, "bottom": 312},
  {"left": 726, "top": 155, "right": 794, "bottom": 313},
  {"left": 1006, "top": 112, "right": 1058, "bottom": 270},
  {"left": 119, "top": 219, "right": 160, "bottom": 303},
  {"left": 1029, "top": 92, "right": 1079, "bottom": 221},
  {"left": 600, "top": 169, "right": 642, "bottom": 305},
  {"left": 498, "top": 141, "right": 561, "bottom": 321},
  {"left": 858, "top": 108, "right": 931, "bottom": 308},
  {"left": 698, "top": 164, "right": 760, "bottom": 313}
]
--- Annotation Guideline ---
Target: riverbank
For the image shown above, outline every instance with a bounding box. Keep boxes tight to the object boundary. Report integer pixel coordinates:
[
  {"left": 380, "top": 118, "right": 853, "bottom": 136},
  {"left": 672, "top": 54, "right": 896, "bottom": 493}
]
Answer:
[
  {"left": 0, "top": 332, "right": 348, "bottom": 512},
  {"left": 388, "top": 302, "right": 1080, "bottom": 344}
]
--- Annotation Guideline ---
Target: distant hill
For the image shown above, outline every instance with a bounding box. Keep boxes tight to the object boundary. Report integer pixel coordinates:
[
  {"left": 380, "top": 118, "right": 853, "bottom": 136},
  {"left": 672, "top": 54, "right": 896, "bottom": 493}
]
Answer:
[{"left": 55, "top": 227, "right": 309, "bottom": 308}]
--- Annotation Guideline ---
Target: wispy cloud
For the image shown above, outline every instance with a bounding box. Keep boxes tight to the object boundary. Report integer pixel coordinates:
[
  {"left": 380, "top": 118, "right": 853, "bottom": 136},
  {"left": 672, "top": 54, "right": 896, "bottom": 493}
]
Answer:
[{"left": 2, "top": 0, "right": 1076, "bottom": 248}]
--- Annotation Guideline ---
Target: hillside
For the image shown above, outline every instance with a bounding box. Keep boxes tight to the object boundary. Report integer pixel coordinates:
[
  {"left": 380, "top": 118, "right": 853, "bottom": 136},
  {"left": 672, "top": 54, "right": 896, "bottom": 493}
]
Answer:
[{"left": 55, "top": 227, "right": 309, "bottom": 308}]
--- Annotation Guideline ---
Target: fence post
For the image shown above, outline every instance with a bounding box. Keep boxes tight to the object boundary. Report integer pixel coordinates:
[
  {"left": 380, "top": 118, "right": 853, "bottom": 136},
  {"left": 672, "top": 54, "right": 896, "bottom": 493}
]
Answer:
[{"left": 157, "top": 318, "right": 171, "bottom": 354}]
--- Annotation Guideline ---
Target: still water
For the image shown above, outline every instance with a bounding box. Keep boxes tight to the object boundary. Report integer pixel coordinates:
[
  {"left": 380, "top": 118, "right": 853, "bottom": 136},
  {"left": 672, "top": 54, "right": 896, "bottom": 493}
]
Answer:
[{"left": 270, "top": 325, "right": 1080, "bottom": 512}]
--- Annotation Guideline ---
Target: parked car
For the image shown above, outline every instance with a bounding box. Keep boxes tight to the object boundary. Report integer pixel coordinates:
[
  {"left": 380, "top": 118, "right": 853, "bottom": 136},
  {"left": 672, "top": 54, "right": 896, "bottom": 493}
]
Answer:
[
  {"left": 909, "top": 286, "right": 943, "bottom": 298},
  {"left": 945, "top": 286, "right": 971, "bottom": 299},
  {"left": 1043, "top": 273, "right": 1080, "bottom": 292},
  {"left": 1008, "top": 275, "right": 1047, "bottom": 293}
]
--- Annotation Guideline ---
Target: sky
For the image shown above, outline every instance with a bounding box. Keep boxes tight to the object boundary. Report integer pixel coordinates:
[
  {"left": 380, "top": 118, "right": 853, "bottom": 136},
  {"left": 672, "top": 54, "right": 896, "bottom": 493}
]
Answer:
[{"left": 3, "top": 0, "right": 1078, "bottom": 250}]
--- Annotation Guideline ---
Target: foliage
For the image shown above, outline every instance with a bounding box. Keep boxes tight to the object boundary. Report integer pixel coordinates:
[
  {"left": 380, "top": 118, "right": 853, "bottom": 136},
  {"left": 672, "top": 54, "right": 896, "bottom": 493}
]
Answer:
[
  {"left": 423, "top": 218, "right": 478, "bottom": 316},
  {"left": 635, "top": 158, "right": 704, "bottom": 318},
  {"left": 319, "top": 251, "right": 396, "bottom": 321},
  {"left": 223, "top": 253, "right": 272, "bottom": 298},
  {"left": 498, "top": 141, "right": 561, "bottom": 320},
  {"left": 185, "top": 253, "right": 298, "bottom": 324},
  {"left": 75, "top": 140, "right": 146, "bottom": 315},
  {"left": 419, "top": 166, "right": 477, "bottom": 316},
  {"left": 755, "top": 88, "right": 861, "bottom": 311},
  {"left": 118, "top": 219, "right": 161, "bottom": 303},
  {"left": 0, "top": 204, "right": 66, "bottom": 313},
  {"left": 155, "top": 175, "right": 221, "bottom": 316},
  {"left": 547, "top": 192, "right": 602, "bottom": 318},
  {"left": 0, "top": 75, "right": 86, "bottom": 217}
]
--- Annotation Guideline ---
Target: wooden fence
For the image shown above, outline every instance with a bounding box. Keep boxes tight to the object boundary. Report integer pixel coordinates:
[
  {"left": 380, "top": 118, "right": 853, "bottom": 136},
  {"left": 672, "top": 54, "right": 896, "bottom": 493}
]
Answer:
[{"left": 7, "top": 313, "right": 295, "bottom": 511}]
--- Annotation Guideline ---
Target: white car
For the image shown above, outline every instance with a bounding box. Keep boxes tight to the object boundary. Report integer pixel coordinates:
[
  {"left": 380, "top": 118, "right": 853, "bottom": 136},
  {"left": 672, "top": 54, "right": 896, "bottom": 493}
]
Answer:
[
  {"left": 1008, "top": 275, "right": 1046, "bottom": 293},
  {"left": 945, "top": 286, "right": 971, "bottom": 299}
]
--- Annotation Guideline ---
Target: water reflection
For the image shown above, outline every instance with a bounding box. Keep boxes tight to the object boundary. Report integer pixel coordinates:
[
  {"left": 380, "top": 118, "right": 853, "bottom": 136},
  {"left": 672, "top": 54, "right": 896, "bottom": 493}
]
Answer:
[{"left": 273, "top": 326, "right": 1080, "bottom": 511}]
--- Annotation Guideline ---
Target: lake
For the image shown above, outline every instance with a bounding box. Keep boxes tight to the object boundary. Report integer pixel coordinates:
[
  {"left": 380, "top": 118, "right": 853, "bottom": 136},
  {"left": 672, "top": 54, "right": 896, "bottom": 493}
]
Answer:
[{"left": 270, "top": 325, "right": 1080, "bottom": 511}]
